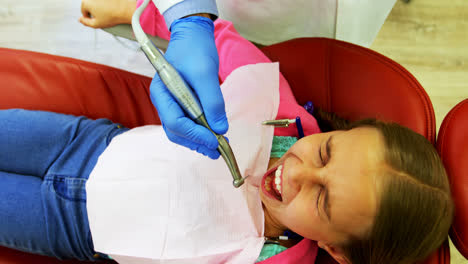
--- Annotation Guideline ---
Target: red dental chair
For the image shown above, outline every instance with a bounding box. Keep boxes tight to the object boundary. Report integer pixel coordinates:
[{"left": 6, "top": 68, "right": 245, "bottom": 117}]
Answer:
[
  {"left": 0, "top": 37, "right": 448, "bottom": 264},
  {"left": 437, "top": 99, "right": 468, "bottom": 262}
]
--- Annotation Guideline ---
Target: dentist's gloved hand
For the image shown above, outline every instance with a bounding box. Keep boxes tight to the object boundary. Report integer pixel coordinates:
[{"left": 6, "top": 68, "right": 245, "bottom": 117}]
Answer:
[{"left": 150, "top": 16, "right": 228, "bottom": 159}]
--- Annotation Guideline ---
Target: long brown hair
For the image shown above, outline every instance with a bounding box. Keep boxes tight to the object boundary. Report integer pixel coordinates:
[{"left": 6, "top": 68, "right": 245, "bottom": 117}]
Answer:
[{"left": 313, "top": 108, "right": 454, "bottom": 264}]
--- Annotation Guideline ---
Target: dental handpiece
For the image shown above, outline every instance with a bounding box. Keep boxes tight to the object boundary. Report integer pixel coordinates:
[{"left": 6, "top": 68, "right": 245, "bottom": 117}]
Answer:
[{"left": 132, "top": 0, "right": 244, "bottom": 188}]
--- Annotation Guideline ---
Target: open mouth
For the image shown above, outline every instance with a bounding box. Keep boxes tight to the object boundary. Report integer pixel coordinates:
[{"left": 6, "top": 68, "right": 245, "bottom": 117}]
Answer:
[{"left": 262, "top": 165, "right": 284, "bottom": 202}]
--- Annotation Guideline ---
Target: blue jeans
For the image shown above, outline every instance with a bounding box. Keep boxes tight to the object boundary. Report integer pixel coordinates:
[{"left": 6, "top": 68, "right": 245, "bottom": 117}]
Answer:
[{"left": 0, "top": 109, "right": 128, "bottom": 261}]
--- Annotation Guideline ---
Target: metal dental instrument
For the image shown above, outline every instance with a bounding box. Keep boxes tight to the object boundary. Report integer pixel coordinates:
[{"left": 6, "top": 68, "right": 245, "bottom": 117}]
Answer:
[
  {"left": 132, "top": 0, "right": 244, "bottom": 188},
  {"left": 102, "top": 24, "right": 169, "bottom": 51},
  {"left": 262, "top": 119, "right": 297, "bottom": 127},
  {"left": 263, "top": 117, "right": 305, "bottom": 139}
]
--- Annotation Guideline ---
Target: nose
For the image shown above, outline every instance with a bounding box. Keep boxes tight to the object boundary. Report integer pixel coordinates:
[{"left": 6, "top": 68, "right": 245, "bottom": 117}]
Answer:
[{"left": 287, "top": 163, "right": 324, "bottom": 190}]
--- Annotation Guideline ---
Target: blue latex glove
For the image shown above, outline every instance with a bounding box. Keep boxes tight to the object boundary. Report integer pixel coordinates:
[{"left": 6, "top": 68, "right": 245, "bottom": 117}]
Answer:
[{"left": 149, "top": 16, "right": 228, "bottom": 159}]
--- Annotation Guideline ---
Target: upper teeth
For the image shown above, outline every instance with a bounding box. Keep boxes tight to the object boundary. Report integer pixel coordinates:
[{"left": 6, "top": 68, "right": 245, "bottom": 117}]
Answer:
[{"left": 275, "top": 165, "right": 283, "bottom": 194}]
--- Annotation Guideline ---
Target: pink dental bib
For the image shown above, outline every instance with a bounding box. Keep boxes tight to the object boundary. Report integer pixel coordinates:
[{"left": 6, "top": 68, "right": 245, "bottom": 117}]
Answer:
[{"left": 86, "top": 63, "right": 280, "bottom": 263}]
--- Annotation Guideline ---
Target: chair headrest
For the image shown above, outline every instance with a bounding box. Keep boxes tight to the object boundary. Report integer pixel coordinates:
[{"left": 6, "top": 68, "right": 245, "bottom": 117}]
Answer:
[{"left": 437, "top": 99, "right": 468, "bottom": 260}]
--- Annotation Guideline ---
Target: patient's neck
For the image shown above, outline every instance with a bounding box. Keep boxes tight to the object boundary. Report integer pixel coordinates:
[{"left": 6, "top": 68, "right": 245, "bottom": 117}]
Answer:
[
  {"left": 263, "top": 203, "right": 300, "bottom": 248},
  {"left": 263, "top": 203, "right": 285, "bottom": 237}
]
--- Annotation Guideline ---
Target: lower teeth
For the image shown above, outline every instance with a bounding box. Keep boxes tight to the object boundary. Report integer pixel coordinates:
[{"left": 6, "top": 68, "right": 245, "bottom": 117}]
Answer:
[{"left": 265, "top": 177, "right": 281, "bottom": 200}]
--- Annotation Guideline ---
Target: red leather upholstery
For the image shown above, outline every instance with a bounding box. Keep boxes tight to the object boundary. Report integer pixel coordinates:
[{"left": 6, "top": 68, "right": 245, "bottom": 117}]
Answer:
[
  {"left": 261, "top": 38, "right": 436, "bottom": 144},
  {"left": 0, "top": 37, "right": 447, "bottom": 264},
  {"left": 437, "top": 99, "right": 468, "bottom": 260},
  {"left": 0, "top": 48, "right": 158, "bottom": 128}
]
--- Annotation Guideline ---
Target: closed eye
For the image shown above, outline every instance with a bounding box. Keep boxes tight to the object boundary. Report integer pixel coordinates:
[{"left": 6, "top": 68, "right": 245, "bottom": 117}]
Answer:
[
  {"left": 319, "top": 143, "right": 325, "bottom": 166},
  {"left": 317, "top": 136, "right": 333, "bottom": 221},
  {"left": 319, "top": 147, "right": 323, "bottom": 164},
  {"left": 320, "top": 136, "right": 333, "bottom": 166},
  {"left": 316, "top": 142, "right": 326, "bottom": 216},
  {"left": 316, "top": 187, "right": 323, "bottom": 214},
  {"left": 316, "top": 185, "right": 331, "bottom": 222}
]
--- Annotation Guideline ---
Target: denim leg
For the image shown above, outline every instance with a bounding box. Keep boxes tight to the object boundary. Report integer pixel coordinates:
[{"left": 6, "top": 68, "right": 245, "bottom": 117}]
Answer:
[
  {"left": 0, "top": 109, "right": 128, "bottom": 261},
  {"left": 0, "top": 109, "right": 93, "bottom": 178},
  {"left": 0, "top": 171, "right": 51, "bottom": 255}
]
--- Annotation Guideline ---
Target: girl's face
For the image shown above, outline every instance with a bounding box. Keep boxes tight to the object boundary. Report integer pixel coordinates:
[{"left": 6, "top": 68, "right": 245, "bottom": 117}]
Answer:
[{"left": 260, "top": 127, "right": 384, "bottom": 252}]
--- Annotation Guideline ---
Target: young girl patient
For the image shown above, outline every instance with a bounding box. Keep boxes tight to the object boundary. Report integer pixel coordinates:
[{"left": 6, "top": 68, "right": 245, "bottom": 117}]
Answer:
[{"left": 0, "top": 2, "right": 453, "bottom": 264}]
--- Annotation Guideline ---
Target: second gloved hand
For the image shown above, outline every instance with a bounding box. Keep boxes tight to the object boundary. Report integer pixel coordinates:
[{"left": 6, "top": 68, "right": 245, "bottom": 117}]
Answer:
[{"left": 150, "top": 16, "right": 228, "bottom": 159}]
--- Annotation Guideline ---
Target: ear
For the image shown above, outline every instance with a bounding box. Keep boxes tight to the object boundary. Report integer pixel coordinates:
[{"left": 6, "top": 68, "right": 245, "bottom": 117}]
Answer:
[{"left": 317, "top": 241, "right": 349, "bottom": 264}]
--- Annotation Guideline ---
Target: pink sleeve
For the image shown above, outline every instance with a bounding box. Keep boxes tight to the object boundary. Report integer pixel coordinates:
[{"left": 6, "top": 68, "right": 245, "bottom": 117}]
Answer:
[
  {"left": 214, "top": 20, "right": 296, "bottom": 110},
  {"left": 136, "top": 0, "right": 171, "bottom": 40},
  {"left": 214, "top": 20, "right": 320, "bottom": 136}
]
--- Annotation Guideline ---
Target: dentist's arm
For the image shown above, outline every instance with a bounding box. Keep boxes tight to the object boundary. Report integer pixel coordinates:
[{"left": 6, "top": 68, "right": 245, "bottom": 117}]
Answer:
[
  {"left": 80, "top": 0, "right": 227, "bottom": 159},
  {"left": 150, "top": 0, "right": 228, "bottom": 159}
]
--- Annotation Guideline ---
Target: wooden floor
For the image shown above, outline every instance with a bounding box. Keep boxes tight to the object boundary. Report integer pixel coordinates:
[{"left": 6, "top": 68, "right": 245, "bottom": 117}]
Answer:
[
  {"left": 0, "top": 0, "right": 467, "bottom": 263},
  {"left": 371, "top": 0, "right": 468, "bottom": 132}
]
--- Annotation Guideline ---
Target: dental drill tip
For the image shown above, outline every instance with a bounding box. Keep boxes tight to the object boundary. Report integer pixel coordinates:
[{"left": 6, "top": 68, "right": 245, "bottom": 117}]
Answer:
[{"left": 233, "top": 178, "right": 245, "bottom": 188}]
